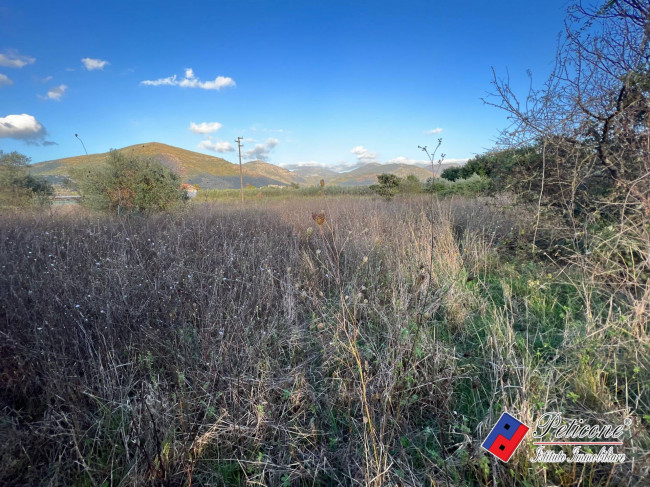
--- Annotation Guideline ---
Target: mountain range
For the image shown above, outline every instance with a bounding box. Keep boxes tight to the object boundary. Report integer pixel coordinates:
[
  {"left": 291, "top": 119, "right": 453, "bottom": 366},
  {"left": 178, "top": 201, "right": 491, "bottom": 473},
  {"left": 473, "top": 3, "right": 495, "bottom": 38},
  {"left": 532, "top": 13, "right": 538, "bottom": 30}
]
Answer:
[{"left": 30, "top": 142, "right": 460, "bottom": 190}]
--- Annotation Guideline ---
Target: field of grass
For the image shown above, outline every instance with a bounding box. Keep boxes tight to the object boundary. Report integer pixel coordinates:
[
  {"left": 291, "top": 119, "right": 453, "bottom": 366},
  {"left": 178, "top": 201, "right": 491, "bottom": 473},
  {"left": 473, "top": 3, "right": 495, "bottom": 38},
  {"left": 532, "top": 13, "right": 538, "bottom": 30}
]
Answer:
[
  {"left": 195, "top": 185, "right": 373, "bottom": 203},
  {"left": 1, "top": 195, "right": 648, "bottom": 486}
]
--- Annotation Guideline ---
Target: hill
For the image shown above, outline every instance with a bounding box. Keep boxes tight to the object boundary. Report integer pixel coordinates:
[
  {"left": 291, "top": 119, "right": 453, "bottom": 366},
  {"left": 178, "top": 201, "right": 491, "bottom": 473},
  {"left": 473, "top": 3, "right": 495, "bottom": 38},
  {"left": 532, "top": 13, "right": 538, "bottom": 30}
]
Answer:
[
  {"left": 290, "top": 166, "right": 340, "bottom": 186},
  {"left": 243, "top": 160, "right": 306, "bottom": 186},
  {"left": 330, "top": 163, "right": 436, "bottom": 187},
  {"left": 30, "top": 142, "right": 464, "bottom": 190},
  {"left": 30, "top": 143, "right": 289, "bottom": 190},
  {"left": 290, "top": 162, "right": 462, "bottom": 187}
]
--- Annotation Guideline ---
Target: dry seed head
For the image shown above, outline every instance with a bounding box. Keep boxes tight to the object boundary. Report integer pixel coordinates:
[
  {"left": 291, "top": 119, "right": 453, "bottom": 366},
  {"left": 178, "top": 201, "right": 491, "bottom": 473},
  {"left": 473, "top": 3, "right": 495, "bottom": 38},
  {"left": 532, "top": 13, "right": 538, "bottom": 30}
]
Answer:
[{"left": 311, "top": 212, "right": 326, "bottom": 226}]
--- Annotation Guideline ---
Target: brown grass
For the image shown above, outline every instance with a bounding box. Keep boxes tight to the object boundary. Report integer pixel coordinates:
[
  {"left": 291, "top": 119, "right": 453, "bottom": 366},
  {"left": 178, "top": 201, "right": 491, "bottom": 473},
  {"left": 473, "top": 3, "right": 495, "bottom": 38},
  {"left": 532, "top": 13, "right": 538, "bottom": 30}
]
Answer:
[{"left": 0, "top": 195, "right": 647, "bottom": 486}]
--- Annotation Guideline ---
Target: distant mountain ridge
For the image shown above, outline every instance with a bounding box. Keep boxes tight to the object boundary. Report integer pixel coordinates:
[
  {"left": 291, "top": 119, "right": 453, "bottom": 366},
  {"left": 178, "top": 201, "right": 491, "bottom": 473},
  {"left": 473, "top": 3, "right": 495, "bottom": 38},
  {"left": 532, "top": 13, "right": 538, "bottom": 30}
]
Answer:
[
  {"left": 329, "top": 163, "right": 440, "bottom": 187},
  {"left": 243, "top": 160, "right": 307, "bottom": 186},
  {"left": 290, "top": 166, "right": 340, "bottom": 186},
  {"left": 30, "top": 142, "right": 461, "bottom": 189}
]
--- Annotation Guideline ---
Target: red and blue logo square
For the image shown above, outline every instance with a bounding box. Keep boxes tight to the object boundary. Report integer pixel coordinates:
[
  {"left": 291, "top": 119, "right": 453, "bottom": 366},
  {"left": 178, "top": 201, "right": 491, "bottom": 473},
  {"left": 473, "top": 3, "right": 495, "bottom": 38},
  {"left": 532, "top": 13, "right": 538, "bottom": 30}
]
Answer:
[{"left": 481, "top": 412, "right": 529, "bottom": 462}]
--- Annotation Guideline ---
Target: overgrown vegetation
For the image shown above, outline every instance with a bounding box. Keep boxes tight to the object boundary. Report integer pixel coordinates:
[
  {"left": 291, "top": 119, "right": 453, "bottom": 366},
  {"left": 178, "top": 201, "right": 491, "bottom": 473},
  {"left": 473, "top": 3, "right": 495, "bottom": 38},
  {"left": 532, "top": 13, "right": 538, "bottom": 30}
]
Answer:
[
  {"left": 1, "top": 195, "right": 648, "bottom": 486},
  {"left": 0, "top": 151, "right": 53, "bottom": 209},
  {"left": 440, "top": 147, "right": 527, "bottom": 186},
  {"left": 369, "top": 173, "right": 402, "bottom": 200},
  {"left": 196, "top": 173, "right": 487, "bottom": 203},
  {"left": 485, "top": 0, "right": 650, "bottom": 345},
  {"left": 195, "top": 184, "right": 373, "bottom": 203},
  {"left": 73, "top": 151, "right": 186, "bottom": 214},
  {"left": 489, "top": 1, "right": 650, "bottom": 222},
  {"left": 426, "top": 173, "right": 490, "bottom": 196},
  {"left": 1, "top": 1, "right": 648, "bottom": 485}
]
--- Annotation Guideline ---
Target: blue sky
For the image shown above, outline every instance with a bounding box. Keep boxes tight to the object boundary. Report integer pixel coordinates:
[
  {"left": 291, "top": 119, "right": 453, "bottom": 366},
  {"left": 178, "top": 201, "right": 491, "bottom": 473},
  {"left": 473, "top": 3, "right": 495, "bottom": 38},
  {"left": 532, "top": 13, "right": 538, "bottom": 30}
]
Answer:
[{"left": 0, "top": 0, "right": 570, "bottom": 169}]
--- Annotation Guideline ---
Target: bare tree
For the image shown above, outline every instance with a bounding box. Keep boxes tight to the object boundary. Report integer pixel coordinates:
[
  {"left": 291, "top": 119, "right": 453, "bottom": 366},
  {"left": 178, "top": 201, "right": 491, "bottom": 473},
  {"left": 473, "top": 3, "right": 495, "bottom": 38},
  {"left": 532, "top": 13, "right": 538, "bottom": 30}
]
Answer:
[
  {"left": 488, "top": 0, "right": 650, "bottom": 317},
  {"left": 488, "top": 1, "right": 649, "bottom": 217}
]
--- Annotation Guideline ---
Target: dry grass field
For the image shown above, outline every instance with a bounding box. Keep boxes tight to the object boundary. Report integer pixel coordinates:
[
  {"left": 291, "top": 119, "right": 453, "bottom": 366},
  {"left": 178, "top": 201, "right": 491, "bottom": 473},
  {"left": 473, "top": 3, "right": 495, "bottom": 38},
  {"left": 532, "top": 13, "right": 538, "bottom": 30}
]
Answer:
[{"left": 1, "top": 195, "right": 648, "bottom": 486}]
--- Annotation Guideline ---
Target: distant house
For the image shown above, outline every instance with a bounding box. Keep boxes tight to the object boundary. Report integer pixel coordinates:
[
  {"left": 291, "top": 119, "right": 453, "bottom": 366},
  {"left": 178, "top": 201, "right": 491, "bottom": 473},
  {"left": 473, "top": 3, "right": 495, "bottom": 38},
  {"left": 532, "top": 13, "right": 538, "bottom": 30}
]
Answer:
[{"left": 181, "top": 183, "right": 198, "bottom": 198}]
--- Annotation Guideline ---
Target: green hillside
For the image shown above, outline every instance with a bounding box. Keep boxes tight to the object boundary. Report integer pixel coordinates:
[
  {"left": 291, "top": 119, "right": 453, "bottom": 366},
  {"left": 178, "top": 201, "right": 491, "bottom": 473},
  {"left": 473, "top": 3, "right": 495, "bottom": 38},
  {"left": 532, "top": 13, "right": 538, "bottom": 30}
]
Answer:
[{"left": 30, "top": 143, "right": 287, "bottom": 190}]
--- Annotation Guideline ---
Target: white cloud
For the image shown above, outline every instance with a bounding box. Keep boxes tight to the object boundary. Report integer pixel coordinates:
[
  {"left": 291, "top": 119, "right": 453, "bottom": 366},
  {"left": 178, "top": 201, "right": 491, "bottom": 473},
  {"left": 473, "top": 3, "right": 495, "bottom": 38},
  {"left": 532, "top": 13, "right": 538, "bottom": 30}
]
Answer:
[
  {"left": 141, "top": 76, "right": 174, "bottom": 86},
  {"left": 141, "top": 68, "right": 235, "bottom": 90},
  {"left": 39, "top": 84, "right": 67, "bottom": 101},
  {"left": 250, "top": 125, "right": 285, "bottom": 133},
  {"left": 426, "top": 127, "right": 443, "bottom": 134},
  {"left": 350, "top": 145, "right": 377, "bottom": 164},
  {"left": 281, "top": 160, "right": 361, "bottom": 172},
  {"left": 189, "top": 121, "right": 222, "bottom": 134},
  {"left": 243, "top": 138, "right": 278, "bottom": 161},
  {"left": 440, "top": 158, "right": 468, "bottom": 165},
  {"left": 81, "top": 57, "right": 109, "bottom": 71},
  {"left": 282, "top": 160, "right": 323, "bottom": 168},
  {"left": 386, "top": 156, "right": 427, "bottom": 165},
  {"left": 0, "top": 50, "right": 35, "bottom": 68},
  {"left": 199, "top": 140, "right": 234, "bottom": 153},
  {"left": 0, "top": 113, "right": 55, "bottom": 145},
  {"left": 387, "top": 156, "right": 468, "bottom": 166},
  {"left": 0, "top": 73, "right": 12, "bottom": 87}
]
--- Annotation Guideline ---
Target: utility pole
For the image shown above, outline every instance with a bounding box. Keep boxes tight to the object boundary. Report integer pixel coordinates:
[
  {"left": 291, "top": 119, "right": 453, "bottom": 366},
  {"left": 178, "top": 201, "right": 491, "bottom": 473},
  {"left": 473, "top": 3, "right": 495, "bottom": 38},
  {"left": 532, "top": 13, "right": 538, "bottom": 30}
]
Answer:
[
  {"left": 235, "top": 136, "right": 244, "bottom": 203},
  {"left": 74, "top": 133, "right": 97, "bottom": 211}
]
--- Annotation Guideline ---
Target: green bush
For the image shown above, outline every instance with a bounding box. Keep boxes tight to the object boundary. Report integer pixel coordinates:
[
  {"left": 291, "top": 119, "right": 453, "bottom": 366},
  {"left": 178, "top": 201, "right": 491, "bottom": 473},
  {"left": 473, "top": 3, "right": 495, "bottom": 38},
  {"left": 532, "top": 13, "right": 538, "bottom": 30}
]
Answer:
[
  {"left": 73, "top": 150, "right": 185, "bottom": 214},
  {"left": 0, "top": 151, "right": 53, "bottom": 208},
  {"left": 443, "top": 147, "right": 536, "bottom": 189},
  {"left": 425, "top": 173, "right": 490, "bottom": 196},
  {"left": 370, "top": 173, "right": 402, "bottom": 200},
  {"left": 399, "top": 174, "right": 422, "bottom": 193},
  {"left": 440, "top": 166, "right": 462, "bottom": 181}
]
